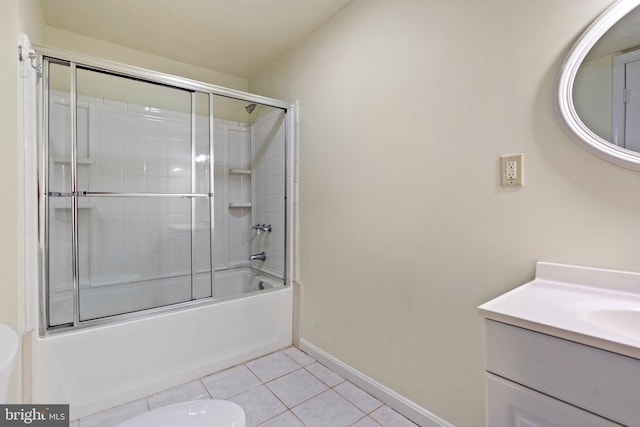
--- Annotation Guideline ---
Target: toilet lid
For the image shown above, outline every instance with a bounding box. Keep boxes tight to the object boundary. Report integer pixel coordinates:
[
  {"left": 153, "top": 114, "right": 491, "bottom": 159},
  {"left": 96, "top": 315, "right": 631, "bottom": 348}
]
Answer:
[{"left": 116, "top": 399, "right": 245, "bottom": 427}]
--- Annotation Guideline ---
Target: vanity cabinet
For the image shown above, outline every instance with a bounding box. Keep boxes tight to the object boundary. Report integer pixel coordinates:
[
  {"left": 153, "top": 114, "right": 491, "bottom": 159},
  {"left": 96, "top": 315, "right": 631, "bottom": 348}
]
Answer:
[
  {"left": 485, "top": 320, "right": 633, "bottom": 427},
  {"left": 487, "top": 374, "right": 618, "bottom": 427},
  {"left": 479, "top": 262, "right": 640, "bottom": 427}
]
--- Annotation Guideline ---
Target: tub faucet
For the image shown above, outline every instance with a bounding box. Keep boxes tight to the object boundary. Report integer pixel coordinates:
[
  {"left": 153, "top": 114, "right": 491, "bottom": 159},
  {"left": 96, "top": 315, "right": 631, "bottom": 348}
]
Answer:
[
  {"left": 249, "top": 251, "right": 266, "bottom": 261},
  {"left": 251, "top": 224, "right": 272, "bottom": 234}
]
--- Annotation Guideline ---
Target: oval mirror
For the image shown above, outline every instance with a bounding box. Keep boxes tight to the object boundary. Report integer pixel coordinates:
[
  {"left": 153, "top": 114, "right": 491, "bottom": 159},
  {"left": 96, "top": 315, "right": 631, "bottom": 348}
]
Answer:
[{"left": 559, "top": 0, "right": 640, "bottom": 170}]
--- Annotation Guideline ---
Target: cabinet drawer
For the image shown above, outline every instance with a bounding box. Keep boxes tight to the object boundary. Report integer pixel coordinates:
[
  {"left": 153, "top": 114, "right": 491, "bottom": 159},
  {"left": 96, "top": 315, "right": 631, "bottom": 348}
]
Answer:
[
  {"left": 486, "top": 320, "right": 640, "bottom": 426},
  {"left": 487, "top": 374, "right": 621, "bottom": 427}
]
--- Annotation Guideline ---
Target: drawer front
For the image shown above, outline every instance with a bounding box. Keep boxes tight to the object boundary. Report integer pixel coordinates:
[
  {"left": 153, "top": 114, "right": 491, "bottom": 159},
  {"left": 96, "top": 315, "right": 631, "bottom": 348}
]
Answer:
[
  {"left": 487, "top": 374, "right": 621, "bottom": 427},
  {"left": 486, "top": 320, "right": 640, "bottom": 426}
]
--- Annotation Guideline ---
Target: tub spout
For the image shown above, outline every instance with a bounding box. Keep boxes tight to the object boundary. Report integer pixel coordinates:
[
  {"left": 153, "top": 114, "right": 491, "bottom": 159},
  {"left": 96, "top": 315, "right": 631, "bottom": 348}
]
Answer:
[{"left": 249, "top": 251, "right": 266, "bottom": 261}]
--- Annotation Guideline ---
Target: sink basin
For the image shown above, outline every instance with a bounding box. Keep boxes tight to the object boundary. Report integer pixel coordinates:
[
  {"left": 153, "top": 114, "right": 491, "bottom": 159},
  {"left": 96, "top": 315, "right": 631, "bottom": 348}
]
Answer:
[
  {"left": 479, "top": 262, "right": 640, "bottom": 360},
  {"left": 585, "top": 309, "right": 640, "bottom": 341}
]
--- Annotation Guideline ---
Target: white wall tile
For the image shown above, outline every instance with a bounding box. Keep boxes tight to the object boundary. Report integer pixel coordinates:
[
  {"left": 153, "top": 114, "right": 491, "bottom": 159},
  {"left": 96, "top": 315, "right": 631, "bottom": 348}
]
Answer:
[{"left": 47, "top": 92, "right": 287, "bottom": 314}]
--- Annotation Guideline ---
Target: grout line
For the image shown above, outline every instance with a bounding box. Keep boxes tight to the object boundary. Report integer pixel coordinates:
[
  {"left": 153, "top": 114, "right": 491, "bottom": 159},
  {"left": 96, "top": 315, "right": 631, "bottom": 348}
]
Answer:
[
  {"left": 291, "top": 412, "right": 307, "bottom": 427},
  {"left": 282, "top": 348, "right": 384, "bottom": 422},
  {"left": 254, "top": 403, "right": 289, "bottom": 427},
  {"left": 251, "top": 348, "right": 326, "bottom": 426},
  {"left": 303, "top": 363, "right": 347, "bottom": 388},
  {"left": 331, "top": 383, "right": 383, "bottom": 416},
  {"left": 350, "top": 414, "right": 382, "bottom": 427},
  {"left": 199, "top": 378, "right": 213, "bottom": 399},
  {"left": 264, "top": 371, "right": 327, "bottom": 411},
  {"left": 76, "top": 346, "right": 408, "bottom": 427}
]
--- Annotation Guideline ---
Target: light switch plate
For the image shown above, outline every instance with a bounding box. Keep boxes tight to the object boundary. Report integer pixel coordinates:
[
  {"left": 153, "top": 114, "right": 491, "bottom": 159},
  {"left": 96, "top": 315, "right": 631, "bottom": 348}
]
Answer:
[{"left": 500, "top": 154, "right": 523, "bottom": 187}]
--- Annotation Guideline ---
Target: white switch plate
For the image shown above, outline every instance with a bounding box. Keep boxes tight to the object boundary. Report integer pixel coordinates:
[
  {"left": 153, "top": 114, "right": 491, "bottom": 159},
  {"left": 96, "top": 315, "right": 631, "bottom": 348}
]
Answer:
[{"left": 500, "top": 154, "right": 523, "bottom": 186}]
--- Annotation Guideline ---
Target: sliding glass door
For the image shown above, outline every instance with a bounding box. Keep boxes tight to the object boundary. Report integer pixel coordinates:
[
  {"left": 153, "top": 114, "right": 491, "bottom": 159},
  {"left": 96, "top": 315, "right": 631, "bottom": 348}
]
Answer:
[{"left": 45, "top": 60, "right": 214, "bottom": 327}]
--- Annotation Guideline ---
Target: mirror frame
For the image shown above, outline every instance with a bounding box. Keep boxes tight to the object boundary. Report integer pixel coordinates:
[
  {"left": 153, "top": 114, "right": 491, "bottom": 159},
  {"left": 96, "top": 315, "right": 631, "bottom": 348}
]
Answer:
[{"left": 558, "top": 0, "right": 640, "bottom": 170}]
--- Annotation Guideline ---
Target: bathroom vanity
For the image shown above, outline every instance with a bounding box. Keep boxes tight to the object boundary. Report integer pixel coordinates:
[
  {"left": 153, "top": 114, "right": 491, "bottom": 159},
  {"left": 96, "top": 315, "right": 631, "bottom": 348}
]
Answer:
[{"left": 479, "top": 262, "right": 640, "bottom": 427}]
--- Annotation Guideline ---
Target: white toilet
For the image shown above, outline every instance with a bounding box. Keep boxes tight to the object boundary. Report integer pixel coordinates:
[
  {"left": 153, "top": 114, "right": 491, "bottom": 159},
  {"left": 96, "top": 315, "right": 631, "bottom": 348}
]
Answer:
[
  {"left": 115, "top": 399, "right": 246, "bottom": 427},
  {"left": 0, "top": 323, "right": 19, "bottom": 403}
]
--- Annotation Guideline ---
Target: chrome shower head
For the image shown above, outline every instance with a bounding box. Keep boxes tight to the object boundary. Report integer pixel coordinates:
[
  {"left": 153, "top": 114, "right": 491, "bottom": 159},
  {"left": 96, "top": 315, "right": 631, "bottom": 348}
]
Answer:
[{"left": 245, "top": 103, "right": 257, "bottom": 114}]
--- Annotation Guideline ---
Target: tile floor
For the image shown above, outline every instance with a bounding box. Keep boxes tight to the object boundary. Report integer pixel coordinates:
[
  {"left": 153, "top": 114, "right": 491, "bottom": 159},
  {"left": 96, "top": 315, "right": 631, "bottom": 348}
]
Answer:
[{"left": 70, "top": 347, "right": 418, "bottom": 427}]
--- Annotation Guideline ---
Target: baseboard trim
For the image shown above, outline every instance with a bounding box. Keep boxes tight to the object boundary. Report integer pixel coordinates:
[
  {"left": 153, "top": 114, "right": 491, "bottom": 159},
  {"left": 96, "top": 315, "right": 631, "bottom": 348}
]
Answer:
[{"left": 299, "top": 340, "right": 454, "bottom": 427}]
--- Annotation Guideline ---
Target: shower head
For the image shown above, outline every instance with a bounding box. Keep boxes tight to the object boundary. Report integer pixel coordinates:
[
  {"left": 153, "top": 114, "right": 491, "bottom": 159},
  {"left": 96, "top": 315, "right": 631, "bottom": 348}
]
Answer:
[{"left": 245, "top": 103, "right": 257, "bottom": 114}]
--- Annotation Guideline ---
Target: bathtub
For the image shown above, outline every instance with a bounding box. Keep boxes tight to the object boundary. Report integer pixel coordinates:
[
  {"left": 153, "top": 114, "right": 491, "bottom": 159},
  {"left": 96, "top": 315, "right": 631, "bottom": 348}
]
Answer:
[
  {"left": 49, "top": 268, "right": 283, "bottom": 323},
  {"left": 30, "top": 268, "right": 291, "bottom": 420},
  {"left": 213, "top": 268, "right": 281, "bottom": 299}
]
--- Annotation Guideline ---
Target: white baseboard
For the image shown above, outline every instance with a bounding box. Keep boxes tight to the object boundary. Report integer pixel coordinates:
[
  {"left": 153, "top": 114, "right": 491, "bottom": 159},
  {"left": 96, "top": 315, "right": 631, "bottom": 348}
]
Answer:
[{"left": 299, "top": 339, "right": 454, "bottom": 427}]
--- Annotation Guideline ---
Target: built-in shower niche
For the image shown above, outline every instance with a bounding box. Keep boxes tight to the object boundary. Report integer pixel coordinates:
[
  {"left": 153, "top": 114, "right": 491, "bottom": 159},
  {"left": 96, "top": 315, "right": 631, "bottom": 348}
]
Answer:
[
  {"left": 221, "top": 120, "right": 253, "bottom": 268},
  {"left": 46, "top": 79, "right": 286, "bottom": 327}
]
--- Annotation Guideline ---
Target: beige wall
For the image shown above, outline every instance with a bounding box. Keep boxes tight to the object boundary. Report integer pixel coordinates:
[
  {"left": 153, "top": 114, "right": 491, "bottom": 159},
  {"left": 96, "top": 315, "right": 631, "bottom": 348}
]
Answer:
[
  {"left": 3, "top": 0, "right": 637, "bottom": 423},
  {"left": 17, "top": 0, "right": 45, "bottom": 44},
  {"left": 44, "top": 27, "right": 248, "bottom": 92},
  {"left": 1, "top": 0, "right": 45, "bottom": 403},
  {"left": 0, "top": 1, "right": 20, "bottom": 334},
  {"left": 250, "top": 0, "right": 636, "bottom": 425}
]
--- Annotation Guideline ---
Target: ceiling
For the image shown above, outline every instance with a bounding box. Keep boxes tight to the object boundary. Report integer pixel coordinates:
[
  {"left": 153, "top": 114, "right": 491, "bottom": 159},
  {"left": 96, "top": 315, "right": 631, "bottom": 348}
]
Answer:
[{"left": 39, "top": 0, "right": 354, "bottom": 78}]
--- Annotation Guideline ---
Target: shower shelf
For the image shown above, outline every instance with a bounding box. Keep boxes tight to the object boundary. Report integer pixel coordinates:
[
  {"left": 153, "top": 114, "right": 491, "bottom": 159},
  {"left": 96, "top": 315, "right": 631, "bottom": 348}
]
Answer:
[
  {"left": 228, "top": 202, "right": 251, "bottom": 208},
  {"left": 52, "top": 157, "right": 95, "bottom": 165},
  {"left": 228, "top": 168, "right": 251, "bottom": 175}
]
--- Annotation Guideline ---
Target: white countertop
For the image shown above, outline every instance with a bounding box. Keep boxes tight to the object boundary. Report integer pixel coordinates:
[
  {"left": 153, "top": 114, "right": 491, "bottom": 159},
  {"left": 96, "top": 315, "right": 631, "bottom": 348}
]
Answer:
[{"left": 479, "top": 262, "right": 640, "bottom": 360}]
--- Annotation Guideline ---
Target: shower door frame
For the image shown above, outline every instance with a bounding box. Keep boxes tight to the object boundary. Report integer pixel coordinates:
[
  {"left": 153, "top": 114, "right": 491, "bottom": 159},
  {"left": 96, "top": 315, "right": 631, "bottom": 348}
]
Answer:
[{"left": 36, "top": 45, "right": 293, "bottom": 336}]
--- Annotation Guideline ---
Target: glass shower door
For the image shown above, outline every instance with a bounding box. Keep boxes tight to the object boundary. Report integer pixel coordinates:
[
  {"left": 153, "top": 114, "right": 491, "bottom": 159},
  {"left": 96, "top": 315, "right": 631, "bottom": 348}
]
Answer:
[{"left": 46, "top": 62, "right": 214, "bottom": 325}]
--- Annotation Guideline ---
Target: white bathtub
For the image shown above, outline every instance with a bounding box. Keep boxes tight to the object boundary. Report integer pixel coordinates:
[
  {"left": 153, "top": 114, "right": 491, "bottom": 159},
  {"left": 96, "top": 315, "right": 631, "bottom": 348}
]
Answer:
[
  {"left": 30, "top": 268, "right": 291, "bottom": 420},
  {"left": 213, "top": 268, "right": 281, "bottom": 299},
  {"left": 49, "top": 268, "right": 283, "bottom": 324}
]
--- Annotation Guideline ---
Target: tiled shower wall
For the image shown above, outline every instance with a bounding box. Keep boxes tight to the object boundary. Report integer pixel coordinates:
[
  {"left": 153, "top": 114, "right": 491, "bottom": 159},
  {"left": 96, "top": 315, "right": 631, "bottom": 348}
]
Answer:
[
  {"left": 223, "top": 122, "right": 252, "bottom": 268},
  {"left": 47, "top": 92, "right": 285, "bottom": 322},
  {"left": 252, "top": 110, "right": 286, "bottom": 276}
]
